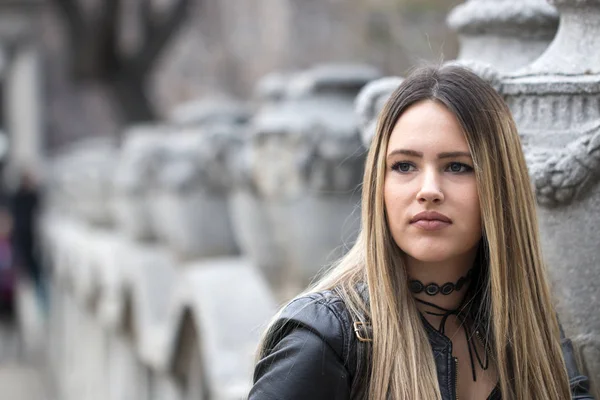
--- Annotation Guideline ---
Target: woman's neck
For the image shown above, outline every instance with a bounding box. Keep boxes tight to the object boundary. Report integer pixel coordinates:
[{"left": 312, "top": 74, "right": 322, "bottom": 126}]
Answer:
[{"left": 405, "top": 250, "right": 479, "bottom": 316}]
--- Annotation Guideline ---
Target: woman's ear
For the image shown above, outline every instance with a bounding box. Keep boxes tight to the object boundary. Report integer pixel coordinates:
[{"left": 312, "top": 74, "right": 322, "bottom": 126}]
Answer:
[{"left": 355, "top": 77, "right": 404, "bottom": 149}]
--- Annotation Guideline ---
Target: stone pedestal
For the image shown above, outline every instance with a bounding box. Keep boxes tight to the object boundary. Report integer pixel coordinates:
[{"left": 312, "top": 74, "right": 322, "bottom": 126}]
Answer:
[
  {"left": 251, "top": 64, "right": 380, "bottom": 292},
  {"left": 154, "top": 126, "right": 239, "bottom": 260},
  {"left": 502, "top": 0, "right": 600, "bottom": 391},
  {"left": 107, "top": 333, "right": 147, "bottom": 400},
  {"left": 149, "top": 374, "right": 182, "bottom": 400},
  {"left": 227, "top": 74, "right": 293, "bottom": 291},
  {"left": 56, "top": 139, "right": 117, "bottom": 226},
  {"left": 174, "top": 258, "right": 276, "bottom": 399},
  {"left": 228, "top": 189, "right": 286, "bottom": 288},
  {"left": 113, "top": 124, "right": 170, "bottom": 242},
  {"left": 253, "top": 71, "right": 297, "bottom": 105},
  {"left": 355, "top": 76, "right": 404, "bottom": 148},
  {"left": 150, "top": 99, "right": 251, "bottom": 260},
  {"left": 447, "top": 0, "right": 558, "bottom": 73},
  {"left": 0, "top": 1, "right": 45, "bottom": 179},
  {"left": 168, "top": 98, "right": 250, "bottom": 128},
  {"left": 4, "top": 42, "right": 44, "bottom": 176}
]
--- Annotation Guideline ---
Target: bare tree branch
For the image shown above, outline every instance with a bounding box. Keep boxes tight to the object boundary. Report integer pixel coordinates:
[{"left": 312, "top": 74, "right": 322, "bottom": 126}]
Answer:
[
  {"left": 98, "top": 0, "right": 122, "bottom": 75},
  {"left": 51, "top": 0, "right": 193, "bottom": 123},
  {"left": 50, "top": 0, "right": 85, "bottom": 37},
  {"left": 141, "top": 0, "right": 154, "bottom": 43},
  {"left": 133, "top": 0, "right": 192, "bottom": 75}
]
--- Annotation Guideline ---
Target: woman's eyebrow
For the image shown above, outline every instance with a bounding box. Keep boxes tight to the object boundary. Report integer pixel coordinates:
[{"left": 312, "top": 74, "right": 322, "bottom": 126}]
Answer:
[
  {"left": 437, "top": 151, "right": 472, "bottom": 159},
  {"left": 387, "top": 149, "right": 422, "bottom": 158},
  {"left": 387, "top": 149, "right": 472, "bottom": 159}
]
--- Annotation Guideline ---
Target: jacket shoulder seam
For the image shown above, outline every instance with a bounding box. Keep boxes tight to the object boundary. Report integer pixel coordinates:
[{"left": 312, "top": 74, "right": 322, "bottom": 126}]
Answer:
[{"left": 284, "top": 292, "right": 351, "bottom": 361}]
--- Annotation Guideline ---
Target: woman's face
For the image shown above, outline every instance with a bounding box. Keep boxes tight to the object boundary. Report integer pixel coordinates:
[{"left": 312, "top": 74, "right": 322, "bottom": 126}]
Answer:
[{"left": 384, "top": 100, "right": 481, "bottom": 264}]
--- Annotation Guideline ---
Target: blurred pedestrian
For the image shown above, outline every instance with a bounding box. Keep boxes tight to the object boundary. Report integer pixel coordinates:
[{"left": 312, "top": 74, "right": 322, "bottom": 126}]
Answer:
[
  {"left": 0, "top": 208, "right": 15, "bottom": 319},
  {"left": 9, "top": 169, "right": 45, "bottom": 312}
]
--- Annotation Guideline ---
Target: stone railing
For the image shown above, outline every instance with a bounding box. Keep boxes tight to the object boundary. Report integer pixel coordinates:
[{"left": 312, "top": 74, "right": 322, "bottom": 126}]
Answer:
[{"left": 41, "top": 64, "right": 378, "bottom": 400}]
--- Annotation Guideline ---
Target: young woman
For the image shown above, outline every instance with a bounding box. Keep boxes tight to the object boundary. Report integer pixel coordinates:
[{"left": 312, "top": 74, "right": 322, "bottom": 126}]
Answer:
[{"left": 248, "top": 65, "right": 595, "bottom": 400}]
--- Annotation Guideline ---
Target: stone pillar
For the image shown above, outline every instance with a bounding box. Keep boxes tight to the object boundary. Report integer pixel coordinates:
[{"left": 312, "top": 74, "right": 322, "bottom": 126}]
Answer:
[
  {"left": 107, "top": 333, "right": 147, "bottom": 400},
  {"left": 250, "top": 64, "right": 380, "bottom": 294},
  {"left": 56, "top": 139, "right": 117, "bottom": 227},
  {"left": 4, "top": 42, "right": 44, "bottom": 175},
  {"left": 227, "top": 73, "right": 293, "bottom": 292},
  {"left": 153, "top": 128, "right": 240, "bottom": 259},
  {"left": 113, "top": 124, "right": 171, "bottom": 242},
  {"left": 253, "top": 71, "right": 296, "bottom": 105},
  {"left": 0, "top": 1, "right": 45, "bottom": 178},
  {"left": 167, "top": 98, "right": 250, "bottom": 128},
  {"left": 447, "top": 0, "right": 558, "bottom": 73},
  {"left": 354, "top": 76, "right": 404, "bottom": 149},
  {"left": 153, "top": 99, "right": 250, "bottom": 260},
  {"left": 502, "top": 0, "right": 600, "bottom": 392}
]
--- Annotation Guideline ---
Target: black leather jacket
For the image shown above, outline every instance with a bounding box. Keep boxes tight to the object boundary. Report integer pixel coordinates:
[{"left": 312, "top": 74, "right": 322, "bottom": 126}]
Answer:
[{"left": 249, "top": 290, "right": 594, "bottom": 400}]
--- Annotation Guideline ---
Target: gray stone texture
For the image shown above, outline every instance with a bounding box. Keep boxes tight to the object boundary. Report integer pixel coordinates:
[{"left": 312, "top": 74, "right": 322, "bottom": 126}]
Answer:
[
  {"left": 355, "top": 1, "right": 600, "bottom": 390},
  {"left": 152, "top": 126, "right": 240, "bottom": 260},
  {"left": 160, "top": 98, "right": 251, "bottom": 259},
  {"left": 498, "top": 0, "right": 600, "bottom": 390},
  {"left": 447, "top": 0, "right": 558, "bottom": 73},
  {"left": 113, "top": 124, "right": 171, "bottom": 241},
  {"left": 249, "top": 64, "right": 379, "bottom": 292},
  {"left": 226, "top": 72, "right": 298, "bottom": 294},
  {"left": 355, "top": 76, "right": 404, "bottom": 148},
  {"left": 40, "top": 206, "right": 276, "bottom": 400}
]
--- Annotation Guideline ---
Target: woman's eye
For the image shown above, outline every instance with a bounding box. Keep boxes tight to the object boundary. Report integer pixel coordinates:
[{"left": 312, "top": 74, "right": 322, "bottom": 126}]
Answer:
[
  {"left": 447, "top": 162, "right": 473, "bottom": 173},
  {"left": 391, "top": 162, "right": 414, "bottom": 173}
]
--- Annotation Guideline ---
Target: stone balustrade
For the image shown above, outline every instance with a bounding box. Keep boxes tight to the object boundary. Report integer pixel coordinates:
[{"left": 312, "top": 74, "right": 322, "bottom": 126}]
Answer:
[
  {"left": 249, "top": 64, "right": 380, "bottom": 296},
  {"left": 40, "top": 63, "right": 376, "bottom": 399}
]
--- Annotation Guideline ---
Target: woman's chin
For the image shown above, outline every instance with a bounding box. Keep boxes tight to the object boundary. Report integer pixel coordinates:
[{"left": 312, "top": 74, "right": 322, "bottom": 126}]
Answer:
[
  {"left": 407, "top": 252, "right": 450, "bottom": 263},
  {"left": 401, "top": 245, "right": 456, "bottom": 263}
]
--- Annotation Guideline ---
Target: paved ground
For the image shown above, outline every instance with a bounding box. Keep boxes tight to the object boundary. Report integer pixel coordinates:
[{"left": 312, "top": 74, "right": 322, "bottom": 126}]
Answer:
[
  {"left": 0, "top": 283, "right": 52, "bottom": 400},
  {"left": 0, "top": 364, "right": 47, "bottom": 400}
]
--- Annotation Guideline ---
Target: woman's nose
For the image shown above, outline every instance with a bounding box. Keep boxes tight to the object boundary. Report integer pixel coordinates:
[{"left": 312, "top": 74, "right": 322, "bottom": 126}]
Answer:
[{"left": 416, "top": 169, "right": 444, "bottom": 204}]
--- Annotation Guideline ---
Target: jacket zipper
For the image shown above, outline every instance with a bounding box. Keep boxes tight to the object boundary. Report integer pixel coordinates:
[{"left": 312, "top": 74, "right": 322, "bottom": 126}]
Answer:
[{"left": 454, "top": 356, "right": 459, "bottom": 400}]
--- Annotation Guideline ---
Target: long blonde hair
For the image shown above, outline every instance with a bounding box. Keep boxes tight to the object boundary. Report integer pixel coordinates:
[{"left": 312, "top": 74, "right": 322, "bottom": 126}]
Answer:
[{"left": 257, "top": 65, "right": 572, "bottom": 400}]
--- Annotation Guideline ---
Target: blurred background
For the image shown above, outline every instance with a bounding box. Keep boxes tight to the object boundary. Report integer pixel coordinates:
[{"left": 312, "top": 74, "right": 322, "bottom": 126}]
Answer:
[
  {"left": 0, "top": 0, "right": 599, "bottom": 399},
  {"left": 43, "top": 0, "right": 460, "bottom": 149},
  {"left": 0, "top": 1, "right": 462, "bottom": 398}
]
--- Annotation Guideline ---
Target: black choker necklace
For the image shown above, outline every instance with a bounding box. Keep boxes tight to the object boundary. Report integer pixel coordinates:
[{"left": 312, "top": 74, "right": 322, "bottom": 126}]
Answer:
[{"left": 409, "top": 268, "right": 474, "bottom": 296}]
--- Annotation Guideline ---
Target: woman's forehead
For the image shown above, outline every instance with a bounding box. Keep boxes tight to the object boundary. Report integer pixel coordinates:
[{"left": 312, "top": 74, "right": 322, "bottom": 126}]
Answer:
[{"left": 387, "top": 101, "right": 470, "bottom": 155}]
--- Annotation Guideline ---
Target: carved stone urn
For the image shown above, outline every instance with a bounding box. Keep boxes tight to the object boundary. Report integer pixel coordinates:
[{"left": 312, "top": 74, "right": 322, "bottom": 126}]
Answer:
[
  {"left": 354, "top": 76, "right": 404, "bottom": 149},
  {"left": 141, "top": 98, "right": 251, "bottom": 260},
  {"left": 447, "top": 0, "right": 558, "bottom": 73},
  {"left": 49, "top": 138, "right": 117, "bottom": 227},
  {"left": 250, "top": 64, "right": 380, "bottom": 294},
  {"left": 226, "top": 75, "right": 293, "bottom": 292},
  {"left": 153, "top": 124, "right": 240, "bottom": 260},
  {"left": 502, "top": 0, "right": 600, "bottom": 390},
  {"left": 113, "top": 124, "right": 170, "bottom": 241}
]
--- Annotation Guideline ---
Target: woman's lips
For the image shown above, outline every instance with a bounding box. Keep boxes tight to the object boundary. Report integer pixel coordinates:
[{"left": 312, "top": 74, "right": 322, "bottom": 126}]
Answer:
[
  {"left": 411, "top": 219, "right": 451, "bottom": 231},
  {"left": 410, "top": 211, "right": 452, "bottom": 231}
]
